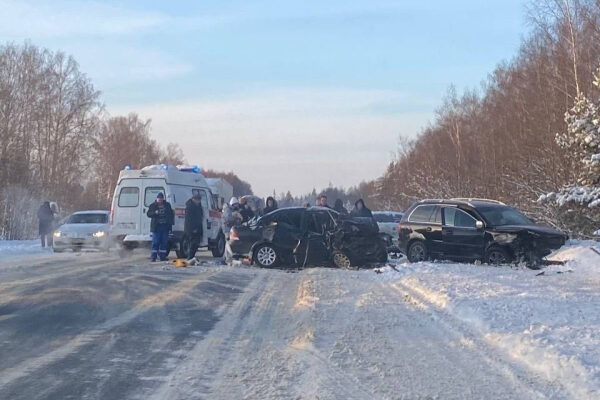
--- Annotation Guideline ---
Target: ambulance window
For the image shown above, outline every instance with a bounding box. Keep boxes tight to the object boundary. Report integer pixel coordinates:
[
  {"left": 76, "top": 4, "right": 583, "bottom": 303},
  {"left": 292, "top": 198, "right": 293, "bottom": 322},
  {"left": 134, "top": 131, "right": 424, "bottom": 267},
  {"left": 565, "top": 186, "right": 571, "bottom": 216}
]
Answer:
[
  {"left": 118, "top": 187, "right": 139, "bottom": 207},
  {"left": 191, "top": 189, "right": 209, "bottom": 210},
  {"left": 144, "top": 187, "right": 165, "bottom": 207}
]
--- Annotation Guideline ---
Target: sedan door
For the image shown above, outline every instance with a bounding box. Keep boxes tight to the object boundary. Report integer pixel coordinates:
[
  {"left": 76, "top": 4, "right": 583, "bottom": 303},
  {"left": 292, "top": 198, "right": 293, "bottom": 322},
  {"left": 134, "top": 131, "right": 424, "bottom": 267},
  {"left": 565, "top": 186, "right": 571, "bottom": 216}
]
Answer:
[
  {"left": 296, "top": 210, "right": 333, "bottom": 266},
  {"left": 441, "top": 207, "right": 485, "bottom": 260}
]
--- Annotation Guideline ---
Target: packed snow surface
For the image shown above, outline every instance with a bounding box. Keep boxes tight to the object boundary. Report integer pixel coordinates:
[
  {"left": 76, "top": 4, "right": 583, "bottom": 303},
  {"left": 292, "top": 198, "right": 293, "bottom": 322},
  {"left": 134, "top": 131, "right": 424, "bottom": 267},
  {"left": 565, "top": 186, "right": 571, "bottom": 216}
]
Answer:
[
  {"left": 0, "top": 240, "right": 50, "bottom": 258},
  {"left": 0, "top": 241, "right": 598, "bottom": 399}
]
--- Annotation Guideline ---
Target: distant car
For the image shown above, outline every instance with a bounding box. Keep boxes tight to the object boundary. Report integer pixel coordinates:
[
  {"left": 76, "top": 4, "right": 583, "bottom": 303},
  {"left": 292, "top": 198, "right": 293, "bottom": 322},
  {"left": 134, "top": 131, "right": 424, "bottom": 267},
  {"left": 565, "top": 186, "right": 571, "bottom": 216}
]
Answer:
[
  {"left": 229, "top": 207, "right": 388, "bottom": 268},
  {"left": 398, "top": 199, "right": 567, "bottom": 267},
  {"left": 373, "top": 211, "right": 404, "bottom": 243},
  {"left": 53, "top": 211, "right": 111, "bottom": 252}
]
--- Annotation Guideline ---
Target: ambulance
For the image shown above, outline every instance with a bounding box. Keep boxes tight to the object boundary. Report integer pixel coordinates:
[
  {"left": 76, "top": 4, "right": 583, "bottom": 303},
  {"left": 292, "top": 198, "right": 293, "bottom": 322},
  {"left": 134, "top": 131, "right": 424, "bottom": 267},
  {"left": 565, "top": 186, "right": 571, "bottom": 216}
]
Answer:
[
  {"left": 109, "top": 164, "right": 227, "bottom": 258},
  {"left": 205, "top": 177, "right": 233, "bottom": 210}
]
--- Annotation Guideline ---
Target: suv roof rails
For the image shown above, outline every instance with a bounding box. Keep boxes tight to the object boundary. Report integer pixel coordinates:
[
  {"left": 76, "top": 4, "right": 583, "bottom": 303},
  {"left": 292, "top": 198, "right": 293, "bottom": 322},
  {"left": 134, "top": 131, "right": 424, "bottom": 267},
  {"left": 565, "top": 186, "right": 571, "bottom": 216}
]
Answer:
[
  {"left": 417, "top": 198, "right": 506, "bottom": 206},
  {"left": 451, "top": 198, "right": 505, "bottom": 205}
]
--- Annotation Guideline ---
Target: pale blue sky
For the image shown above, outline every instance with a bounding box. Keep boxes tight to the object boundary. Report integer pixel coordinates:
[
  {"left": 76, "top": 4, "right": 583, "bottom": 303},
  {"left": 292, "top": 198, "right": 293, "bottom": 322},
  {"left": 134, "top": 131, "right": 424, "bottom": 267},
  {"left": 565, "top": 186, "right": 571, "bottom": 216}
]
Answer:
[{"left": 1, "top": 0, "right": 528, "bottom": 196}]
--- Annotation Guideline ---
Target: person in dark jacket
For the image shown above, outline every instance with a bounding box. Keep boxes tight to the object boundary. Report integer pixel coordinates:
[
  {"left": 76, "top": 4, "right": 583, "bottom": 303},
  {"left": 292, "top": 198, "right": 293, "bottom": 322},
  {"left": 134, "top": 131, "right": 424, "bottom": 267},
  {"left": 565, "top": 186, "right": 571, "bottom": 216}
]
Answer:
[
  {"left": 37, "top": 201, "right": 54, "bottom": 247},
  {"left": 317, "top": 195, "right": 332, "bottom": 209},
  {"left": 334, "top": 199, "right": 348, "bottom": 215},
  {"left": 238, "top": 197, "right": 255, "bottom": 223},
  {"left": 263, "top": 196, "right": 278, "bottom": 215},
  {"left": 146, "top": 192, "right": 174, "bottom": 261},
  {"left": 351, "top": 199, "right": 373, "bottom": 218},
  {"left": 184, "top": 192, "right": 204, "bottom": 258}
]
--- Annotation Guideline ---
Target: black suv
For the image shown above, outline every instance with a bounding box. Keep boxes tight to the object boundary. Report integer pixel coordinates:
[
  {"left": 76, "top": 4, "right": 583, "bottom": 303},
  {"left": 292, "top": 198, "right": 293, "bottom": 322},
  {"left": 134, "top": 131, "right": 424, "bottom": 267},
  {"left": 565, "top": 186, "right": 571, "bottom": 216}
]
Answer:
[
  {"left": 398, "top": 199, "right": 567, "bottom": 266},
  {"left": 229, "top": 207, "right": 388, "bottom": 268}
]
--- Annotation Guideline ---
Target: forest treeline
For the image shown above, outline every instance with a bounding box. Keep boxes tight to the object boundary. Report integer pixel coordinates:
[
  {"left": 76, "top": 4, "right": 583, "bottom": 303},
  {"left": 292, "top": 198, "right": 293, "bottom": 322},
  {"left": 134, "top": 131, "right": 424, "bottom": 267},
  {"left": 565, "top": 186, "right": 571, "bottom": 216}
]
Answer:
[
  {"left": 0, "top": 43, "right": 252, "bottom": 239},
  {"left": 346, "top": 0, "right": 600, "bottom": 236},
  {"left": 3, "top": 0, "right": 600, "bottom": 239}
]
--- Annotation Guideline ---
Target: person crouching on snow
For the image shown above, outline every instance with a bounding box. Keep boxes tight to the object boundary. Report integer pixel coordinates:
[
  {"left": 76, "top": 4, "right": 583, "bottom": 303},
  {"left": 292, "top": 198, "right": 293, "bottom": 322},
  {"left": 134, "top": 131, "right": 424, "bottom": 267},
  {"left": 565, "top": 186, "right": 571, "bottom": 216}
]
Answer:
[{"left": 147, "top": 192, "right": 174, "bottom": 261}]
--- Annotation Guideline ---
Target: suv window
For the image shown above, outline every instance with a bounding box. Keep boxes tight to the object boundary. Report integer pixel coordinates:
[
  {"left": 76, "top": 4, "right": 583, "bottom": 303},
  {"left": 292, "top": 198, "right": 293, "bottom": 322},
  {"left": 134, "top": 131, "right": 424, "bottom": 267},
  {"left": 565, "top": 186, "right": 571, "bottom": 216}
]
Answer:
[
  {"left": 118, "top": 187, "right": 139, "bottom": 207},
  {"left": 408, "top": 205, "right": 440, "bottom": 224},
  {"left": 444, "top": 208, "right": 477, "bottom": 228}
]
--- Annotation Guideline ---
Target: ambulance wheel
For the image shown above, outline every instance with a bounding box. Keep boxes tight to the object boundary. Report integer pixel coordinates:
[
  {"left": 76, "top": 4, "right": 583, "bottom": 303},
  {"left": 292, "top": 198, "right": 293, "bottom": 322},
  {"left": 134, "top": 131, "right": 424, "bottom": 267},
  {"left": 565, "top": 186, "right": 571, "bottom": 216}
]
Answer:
[
  {"left": 211, "top": 232, "right": 226, "bottom": 258},
  {"left": 176, "top": 236, "right": 190, "bottom": 259}
]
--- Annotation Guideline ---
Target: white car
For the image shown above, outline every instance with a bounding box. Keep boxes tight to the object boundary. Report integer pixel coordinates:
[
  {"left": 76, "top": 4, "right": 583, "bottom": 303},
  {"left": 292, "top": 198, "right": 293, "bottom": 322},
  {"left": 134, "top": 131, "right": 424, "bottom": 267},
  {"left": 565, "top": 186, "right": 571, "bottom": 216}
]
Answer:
[
  {"left": 53, "top": 211, "right": 111, "bottom": 252},
  {"left": 373, "top": 211, "right": 404, "bottom": 244}
]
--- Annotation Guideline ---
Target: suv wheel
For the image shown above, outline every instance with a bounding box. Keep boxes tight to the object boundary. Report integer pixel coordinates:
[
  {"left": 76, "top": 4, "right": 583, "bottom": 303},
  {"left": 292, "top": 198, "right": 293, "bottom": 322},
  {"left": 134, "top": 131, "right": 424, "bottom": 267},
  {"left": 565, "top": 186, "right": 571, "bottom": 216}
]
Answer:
[
  {"left": 485, "top": 246, "right": 511, "bottom": 265},
  {"left": 407, "top": 241, "right": 427, "bottom": 263},
  {"left": 254, "top": 244, "right": 279, "bottom": 268}
]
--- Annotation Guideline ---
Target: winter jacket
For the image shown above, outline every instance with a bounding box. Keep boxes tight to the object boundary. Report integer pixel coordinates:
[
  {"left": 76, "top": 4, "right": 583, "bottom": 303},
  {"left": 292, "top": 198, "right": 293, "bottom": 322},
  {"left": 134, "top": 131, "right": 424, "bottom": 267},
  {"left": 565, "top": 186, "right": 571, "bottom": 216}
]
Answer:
[
  {"left": 223, "top": 204, "right": 243, "bottom": 228},
  {"left": 263, "top": 197, "right": 278, "bottom": 215},
  {"left": 38, "top": 202, "right": 54, "bottom": 235},
  {"left": 351, "top": 199, "right": 373, "bottom": 218},
  {"left": 184, "top": 199, "right": 203, "bottom": 235},
  {"left": 147, "top": 201, "right": 174, "bottom": 232},
  {"left": 240, "top": 205, "right": 255, "bottom": 223},
  {"left": 334, "top": 199, "right": 348, "bottom": 215}
]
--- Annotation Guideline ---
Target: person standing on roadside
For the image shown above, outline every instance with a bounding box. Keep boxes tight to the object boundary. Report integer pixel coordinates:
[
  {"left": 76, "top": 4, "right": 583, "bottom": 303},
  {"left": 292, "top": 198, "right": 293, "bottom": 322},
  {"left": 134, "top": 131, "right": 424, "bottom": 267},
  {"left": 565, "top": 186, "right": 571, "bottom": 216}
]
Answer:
[
  {"left": 334, "top": 199, "right": 348, "bottom": 215},
  {"left": 263, "top": 196, "right": 278, "bottom": 215},
  {"left": 317, "top": 195, "right": 332, "bottom": 209},
  {"left": 350, "top": 198, "right": 373, "bottom": 218},
  {"left": 184, "top": 192, "right": 204, "bottom": 258},
  {"left": 147, "top": 192, "right": 174, "bottom": 261},
  {"left": 37, "top": 201, "right": 54, "bottom": 248},
  {"left": 238, "top": 197, "right": 255, "bottom": 223}
]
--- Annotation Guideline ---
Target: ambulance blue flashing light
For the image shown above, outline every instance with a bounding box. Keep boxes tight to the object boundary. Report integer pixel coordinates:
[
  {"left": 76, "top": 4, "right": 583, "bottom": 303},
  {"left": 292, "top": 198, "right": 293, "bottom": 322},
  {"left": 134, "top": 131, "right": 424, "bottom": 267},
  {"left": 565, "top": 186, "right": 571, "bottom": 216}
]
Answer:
[
  {"left": 192, "top": 165, "right": 200, "bottom": 173},
  {"left": 161, "top": 164, "right": 168, "bottom": 170},
  {"left": 124, "top": 164, "right": 132, "bottom": 170}
]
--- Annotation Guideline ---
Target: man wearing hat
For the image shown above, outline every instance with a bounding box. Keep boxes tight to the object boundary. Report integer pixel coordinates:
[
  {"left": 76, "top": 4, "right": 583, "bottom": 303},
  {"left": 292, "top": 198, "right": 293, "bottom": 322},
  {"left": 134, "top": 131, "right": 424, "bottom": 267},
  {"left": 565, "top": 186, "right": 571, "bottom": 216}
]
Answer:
[
  {"left": 146, "top": 192, "right": 174, "bottom": 261},
  {"left": 184, "top": 192, "right": 204, "bottom": 258}
]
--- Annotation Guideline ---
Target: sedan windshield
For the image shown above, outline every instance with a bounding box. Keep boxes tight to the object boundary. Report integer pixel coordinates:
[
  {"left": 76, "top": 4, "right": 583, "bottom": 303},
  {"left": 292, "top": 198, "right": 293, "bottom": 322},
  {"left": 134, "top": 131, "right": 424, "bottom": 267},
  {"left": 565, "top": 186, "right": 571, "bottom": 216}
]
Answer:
[
  {"left": 67, "top": 214, "right": 108, "bottom": 224},
  {"left": 477, "top": 206, "right": 532, "bottom": 226}
]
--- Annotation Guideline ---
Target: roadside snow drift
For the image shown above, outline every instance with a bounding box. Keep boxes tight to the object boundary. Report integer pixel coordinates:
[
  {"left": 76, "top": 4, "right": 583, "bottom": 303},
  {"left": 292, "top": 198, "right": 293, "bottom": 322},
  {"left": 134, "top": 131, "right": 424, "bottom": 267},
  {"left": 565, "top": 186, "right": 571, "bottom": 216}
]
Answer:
[{"left": 370, "top": 242, "right": 600, "bottom": 399}]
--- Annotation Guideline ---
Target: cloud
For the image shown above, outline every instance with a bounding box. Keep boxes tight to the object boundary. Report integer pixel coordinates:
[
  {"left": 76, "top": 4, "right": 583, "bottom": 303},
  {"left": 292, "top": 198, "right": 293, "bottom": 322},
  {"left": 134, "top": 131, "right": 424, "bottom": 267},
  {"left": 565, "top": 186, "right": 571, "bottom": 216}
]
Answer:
[
  {"left": 0, "top": 0, "right": 169, "bottom": 38},
  {"left": 109, "top": 88, "right": 431, "bottom": 196},
  {"left": 59, "top": 43, "right": 194, "bottom": 84},
  {"left": 0, "top": 0, "right": 413, "bottom": 40}
]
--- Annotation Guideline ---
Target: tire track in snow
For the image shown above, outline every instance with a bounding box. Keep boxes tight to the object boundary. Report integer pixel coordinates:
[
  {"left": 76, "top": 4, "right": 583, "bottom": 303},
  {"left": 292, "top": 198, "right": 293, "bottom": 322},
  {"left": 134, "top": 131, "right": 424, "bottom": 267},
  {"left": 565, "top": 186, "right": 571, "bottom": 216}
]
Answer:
[
  {"left": 391, "top": 279, "right": 573, "bottom": 399},
  {"left": 0, "top": 268, "right": 223, "bottom": 390},
  {"left": 0, "top": 255, "right": 146, "bottom": 298},
  {"left": 144, "top": 269, "right": 272, "bottom": 400}
]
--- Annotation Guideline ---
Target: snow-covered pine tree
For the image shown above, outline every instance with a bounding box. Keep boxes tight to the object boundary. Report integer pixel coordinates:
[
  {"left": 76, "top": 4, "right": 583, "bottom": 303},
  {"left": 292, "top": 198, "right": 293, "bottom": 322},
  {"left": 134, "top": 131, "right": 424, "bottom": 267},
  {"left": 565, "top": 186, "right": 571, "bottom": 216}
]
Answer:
[{"left": 540, "top": 67, "right": 600, "bottom": 236}]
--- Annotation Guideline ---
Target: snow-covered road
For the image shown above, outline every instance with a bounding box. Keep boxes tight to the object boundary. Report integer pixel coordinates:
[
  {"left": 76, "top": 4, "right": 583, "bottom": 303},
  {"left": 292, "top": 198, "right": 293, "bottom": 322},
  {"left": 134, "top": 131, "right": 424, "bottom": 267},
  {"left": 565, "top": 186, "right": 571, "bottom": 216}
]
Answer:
[{"left": 0, "top": 243, "right": 598, "bottom": 399}]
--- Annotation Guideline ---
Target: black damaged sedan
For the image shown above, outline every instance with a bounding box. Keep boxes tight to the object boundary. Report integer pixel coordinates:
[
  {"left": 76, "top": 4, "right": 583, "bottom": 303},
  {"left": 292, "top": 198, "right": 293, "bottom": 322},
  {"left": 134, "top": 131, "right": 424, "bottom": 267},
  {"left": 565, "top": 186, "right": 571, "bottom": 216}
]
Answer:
[
  {"left": 398, "top": 199, "right": 568, "bottom": 267},
  {"left": 228, "top": 207, "right": 388, "bottom": 268}
]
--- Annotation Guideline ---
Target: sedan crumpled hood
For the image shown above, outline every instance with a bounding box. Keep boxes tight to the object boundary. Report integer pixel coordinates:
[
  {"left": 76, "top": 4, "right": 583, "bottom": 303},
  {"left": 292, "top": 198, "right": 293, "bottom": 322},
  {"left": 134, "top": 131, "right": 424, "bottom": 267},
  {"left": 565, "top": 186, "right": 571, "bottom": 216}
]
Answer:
[{"left": 57, "top": 223, "right": 109, "bottom": 235}]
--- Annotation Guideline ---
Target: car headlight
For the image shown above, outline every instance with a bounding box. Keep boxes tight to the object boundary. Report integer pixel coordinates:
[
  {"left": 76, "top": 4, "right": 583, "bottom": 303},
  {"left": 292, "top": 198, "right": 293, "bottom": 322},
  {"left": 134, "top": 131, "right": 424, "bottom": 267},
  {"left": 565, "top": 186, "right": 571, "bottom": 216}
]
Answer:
[
  {"left": 93, "top": 231, "right": 106, "bottom": 238},
  {"left": 53, "top": 231, "right": 62, "bottom": 238}
]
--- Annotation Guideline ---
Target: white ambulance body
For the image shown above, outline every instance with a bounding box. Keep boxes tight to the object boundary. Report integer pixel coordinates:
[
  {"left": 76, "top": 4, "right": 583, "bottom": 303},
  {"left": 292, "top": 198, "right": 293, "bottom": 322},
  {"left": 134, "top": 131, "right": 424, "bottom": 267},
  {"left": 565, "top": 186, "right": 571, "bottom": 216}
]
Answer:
[
  {"left": 206, "top": 178, "right": 233, "bottom": 210},
  {"left": 109, "top": 165, "right": 226, "bottom": 258}
]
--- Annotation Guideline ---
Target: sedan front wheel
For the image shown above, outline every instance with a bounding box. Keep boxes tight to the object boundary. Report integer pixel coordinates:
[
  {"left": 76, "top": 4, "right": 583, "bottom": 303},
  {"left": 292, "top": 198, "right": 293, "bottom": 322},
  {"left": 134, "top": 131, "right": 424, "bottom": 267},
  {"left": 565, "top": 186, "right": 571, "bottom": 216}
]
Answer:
[{"left": 254, "top": 244, "right": 279, "bottom": 268}]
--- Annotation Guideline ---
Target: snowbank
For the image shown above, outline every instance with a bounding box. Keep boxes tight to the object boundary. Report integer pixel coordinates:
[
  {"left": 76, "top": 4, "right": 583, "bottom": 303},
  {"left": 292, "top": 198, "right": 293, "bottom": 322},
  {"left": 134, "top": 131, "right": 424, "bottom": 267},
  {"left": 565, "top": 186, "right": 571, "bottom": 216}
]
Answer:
[
  {"left": 367, "top": 242, "right": 600, "bottom": 398},
  {"left": 0, "top": 240, "right": 50, "bottom": 258}
]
